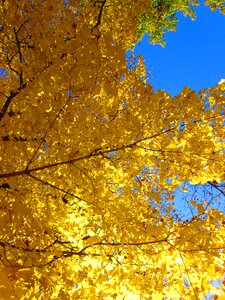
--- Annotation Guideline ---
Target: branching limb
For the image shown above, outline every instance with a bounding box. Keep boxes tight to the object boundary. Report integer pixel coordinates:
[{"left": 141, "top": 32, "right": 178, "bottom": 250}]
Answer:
[
  {"left": 93, "top": 0, "right": 107, "bottom": 28},
  {"left": 91, "top": 0, "right": 107, "bottom": 38},
  {"left": 207, "top": 181, "right": 225, "bottom": 197},
  {"left": 27, "top": 173, "right": 96, "bottom": 206},
  {"left": 0, "top": 128, "right": 174, "bottom": 179},
  {"left": 0, "top": 83, "right": 27, "bottom": 122}
]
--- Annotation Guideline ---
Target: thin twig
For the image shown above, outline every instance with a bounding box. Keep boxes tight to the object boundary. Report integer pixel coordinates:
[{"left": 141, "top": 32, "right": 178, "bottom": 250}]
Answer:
[
  {"left": 28, "top": 173, "right": 96, "bottom": 206},
  {"left": 207, "top": 181, "right": 225, "bottom": 197}
]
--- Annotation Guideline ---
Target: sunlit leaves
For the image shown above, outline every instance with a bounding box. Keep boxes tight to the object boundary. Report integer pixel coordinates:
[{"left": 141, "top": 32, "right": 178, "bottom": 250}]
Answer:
[{"left": 0, "top": 0, "right": 225, "bottom": 299}]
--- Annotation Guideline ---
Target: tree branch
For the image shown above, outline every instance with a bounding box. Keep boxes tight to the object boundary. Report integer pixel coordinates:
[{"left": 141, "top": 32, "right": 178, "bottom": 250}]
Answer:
[
  {"left": 28, "top": 173, "right": 96, "bottom": 206},
  {"left": 0, "top": 83, "right": 27, "bottom": 122},
  {"left": 93, "top": 0, "right": 107, "bottom": 28},
  {"left": 0, "top": 128, "right": 174, "bottom": 179},
  {"left": 207, "top": 181, "right": 225, "bottom": 197}
]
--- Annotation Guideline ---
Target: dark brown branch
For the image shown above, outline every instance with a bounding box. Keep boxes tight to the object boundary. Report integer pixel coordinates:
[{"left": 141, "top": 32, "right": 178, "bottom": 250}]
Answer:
[
  {"left": 6, "top": 60, "right": 21, "bottom": 77},
  {"left": 13, "top": 27, "right": 24, "bottom": 86},
  {"left": 13, "top": 27, "right": 23, "bottom": 63},
  {"left": 0, "top": 91, "right": 7, "bottom": 98},
  {"left": 0, "top": 237, "right": 70, "bottom": 254},
  {"left": 0, "top": 83, "right": 27, "bottom": 122},
  {"left": 91, "top": 0, "right": 107, "bottom": 38},
  {"left": 6, "top": 51, "right": 19, "bottom": 67},
  {"left": 1, "top": 134, "right": 38, "bottom": 142},
  {"left": 207, "top": 181, "right": 225, "bottom": 197},
  {"left": 93, "top": 0, "right": 107, "bottom": 28},
  {"left": 0, "top": 128, "right": 174, "bottom": 179},
  {"left": 0, "top": 60, "right": 53, "bottom": 123},
  {"left": 76, "top": 237, "right": 169, "bottom": 256},
  {"left": 28, "top": 173, "right": 96, "bottom": 206},
  {"left": 71, "top": 162, "right": 97, "bottom": 194}
]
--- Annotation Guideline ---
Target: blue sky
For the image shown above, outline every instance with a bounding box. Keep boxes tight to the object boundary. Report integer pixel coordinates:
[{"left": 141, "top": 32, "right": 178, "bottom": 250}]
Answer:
[{"left": 133, "top": 3, "right": 225, "bottom": 96}]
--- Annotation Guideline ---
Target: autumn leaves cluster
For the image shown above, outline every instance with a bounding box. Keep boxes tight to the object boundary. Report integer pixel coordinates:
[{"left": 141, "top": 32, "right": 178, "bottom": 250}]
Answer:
[{"left": 0, "top": 0, "right": 225, "bottom": 299}]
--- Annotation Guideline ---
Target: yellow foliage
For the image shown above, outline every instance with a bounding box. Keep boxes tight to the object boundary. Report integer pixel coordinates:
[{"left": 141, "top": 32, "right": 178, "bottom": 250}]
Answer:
[{"left": 0, "top": 0, "right": 225, "bottom": 299}]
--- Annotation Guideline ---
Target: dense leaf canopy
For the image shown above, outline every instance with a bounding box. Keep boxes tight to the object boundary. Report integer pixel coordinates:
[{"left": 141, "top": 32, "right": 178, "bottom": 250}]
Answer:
[{"left": 0, "top": 0, "right": 225, "bottom": 299}]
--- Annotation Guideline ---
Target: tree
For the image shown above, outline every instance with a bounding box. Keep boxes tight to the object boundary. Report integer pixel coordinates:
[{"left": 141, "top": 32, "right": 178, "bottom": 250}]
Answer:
[
  {"left": 137, "top": 0, "right": 225, "bottom": 46},
  {"left": 0, "top": 0, "right": 225, "bottom": 299}
]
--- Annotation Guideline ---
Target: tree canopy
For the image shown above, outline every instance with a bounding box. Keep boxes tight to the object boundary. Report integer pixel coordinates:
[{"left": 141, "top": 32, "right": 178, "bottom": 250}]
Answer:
[{"left": 0, "top": 0, "right": 225, "bottom": 299}]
